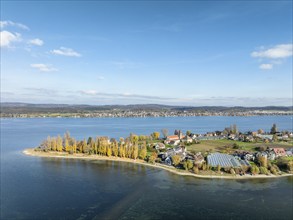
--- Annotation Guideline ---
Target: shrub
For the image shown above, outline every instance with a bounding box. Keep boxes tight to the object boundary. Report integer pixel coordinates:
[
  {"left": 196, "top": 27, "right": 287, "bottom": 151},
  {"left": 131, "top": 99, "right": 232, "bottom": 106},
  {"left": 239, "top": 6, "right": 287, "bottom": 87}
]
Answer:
[
  {"left": 193, "top": 165, "right": 199, "bottom": 174},
  {"left": 230, "top": 168, "right": 236, "bottom": 175},
  {"left": 187, "top": 160, "right": 194, "bottom": 170},
  {"left": 251, "top": 165, "right": 260, "bottom": 175}
]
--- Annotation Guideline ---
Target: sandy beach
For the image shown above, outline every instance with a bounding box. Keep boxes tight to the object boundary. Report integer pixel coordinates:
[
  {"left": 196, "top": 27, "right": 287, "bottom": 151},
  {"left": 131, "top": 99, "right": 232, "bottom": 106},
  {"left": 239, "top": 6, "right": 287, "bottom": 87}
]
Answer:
[{"left": 23, "top": 148, "right": 293, "bottom": 180}]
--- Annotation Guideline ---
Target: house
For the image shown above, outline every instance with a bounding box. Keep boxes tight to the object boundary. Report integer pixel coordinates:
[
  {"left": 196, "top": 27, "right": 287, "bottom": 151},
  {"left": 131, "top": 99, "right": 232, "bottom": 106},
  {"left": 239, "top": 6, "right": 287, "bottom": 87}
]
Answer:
[
  {"left": 286, "top": 148, "right": 293, "bottom": 156},
  {"left": 244, "top": 153, "right": 255, "bottom": 161},
  {"left": 174, "top": 146, "right": 186, "bottom": 154},
  {"left": 155, "top": 143, "right": 166, "bottom": 150},
  {"left": 166, "top": 135, "right": 180, "bottom": 141},
  {"left": 228, "top": 134, "right": 236, "bottom": 140},
  {"left": 167, "top": 139, "right": 180, "bottom": 146},
  {"left": 267, "top": 151, "right": 276, "bottom": 160},
  {"left": 258, "top": 134, "right": 273, "bottom": 142},
  {"left": 182, "top": 135, "right": 193, "bottom": 143},
  {"left": 193, "top": 152, "right": 205, "bottom": 164},
  {"left": 273, "top": 148, "right": 286, "bottom": 157}
]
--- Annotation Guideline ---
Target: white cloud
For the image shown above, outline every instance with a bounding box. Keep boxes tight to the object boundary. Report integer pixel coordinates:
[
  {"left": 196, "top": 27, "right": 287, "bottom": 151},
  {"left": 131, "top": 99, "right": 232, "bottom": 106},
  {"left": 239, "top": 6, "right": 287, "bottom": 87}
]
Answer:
[
  {"left": 28, "top": 38, "right": 43, "bottom": 46},
  {"left": 80, "top": 90, "right": 98, "bottom": 95},
  {"left": 0, "top": 20, "right": 29, "bottom": 30},
  {"left": 0, "top": 31, "right": 21, "bottom": 47},
  {"left": 31, "top": 64, "right": 58, "bottom": 72},
  {"left": 51, "top": 47, "right": 81, "bottom": 57},
  {"left": 259, "top": 63, "right": 273, "bottom": 70},
  {"left": 251, "top": 44, "right": 293, "bottom": 59}
]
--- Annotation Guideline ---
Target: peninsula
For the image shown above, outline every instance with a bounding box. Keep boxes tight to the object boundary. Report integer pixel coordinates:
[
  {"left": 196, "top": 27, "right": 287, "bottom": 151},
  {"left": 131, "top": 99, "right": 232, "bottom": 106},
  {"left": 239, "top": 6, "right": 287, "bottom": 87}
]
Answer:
[{"left": 25, "top": 125, "right": 293, "bottom": 179}]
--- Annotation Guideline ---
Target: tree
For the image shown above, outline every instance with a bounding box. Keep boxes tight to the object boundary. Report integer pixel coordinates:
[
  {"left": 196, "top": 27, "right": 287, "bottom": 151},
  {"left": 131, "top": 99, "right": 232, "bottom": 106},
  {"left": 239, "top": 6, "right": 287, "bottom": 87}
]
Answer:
[
  {"left": 258, "top": 155, "right": 267, "bottom": 168},
  {"left": 139, "top": 142, "right": 147, "bottom": 160},
  {"left": 57, "top": 135, "right": 63, "bottom": 152},
  {"left": 171, "top": 155, "right": 181, "bottom": 167},
  {"left": 51, "top": 138, "right": 57, "bottom": 151},
  {"left": 257, "top": 129, "right": 264, "bottom": 134},
  {"left": 193, "top": 165, "right": 199, "bottom": 174},
  {"left": 65, "top": 139, "right": 70, "bottom": 152},
  {"left": 106, "top": 145, "right": 112, "bottom": 157},
  {"left": 112, "top": 142, "right": 118, "bottom": 157},
  {"left": 151, "top": 132, "right": 160, "bottom": 140},
  {"left": 231, "top": 124, "right": 238, "bottom": 134},
  {"left": 259, "top": 166, "right": 269, "bottom": 175},
  {"left": 82, "top": 138, "right": 88, "bottom": 153},
  {"left": 182, "top": 161, "right": 188, "bottom": 170},
  {"left": 187, "top": 160, "right": 193, "bottom": 170},
  {"left": 161, "top": 129, "right": 169, "bottom": 138},
  {"left": 270, "top": 123, "right": 277, "bottom": 134},
  {"left": 186, "top": 130, "right": 191, "bottom": 136},
  {"left": 148, "top": 152, "right": 157, "bottom": 164},
  {"left": 132, "top": 144, "right": 138, "bottom": 160},
  {"left": 119, "top": 144, "right": 125, "bottom": 158},
  {"left": 72, "top": 140, "right": 77, "bottom": 153},
  {"left": 217, "top": 164, "right": 221, "bottom": 173},
  {"left": 251, "top": 165, "right": 260, "bottom": 175}
]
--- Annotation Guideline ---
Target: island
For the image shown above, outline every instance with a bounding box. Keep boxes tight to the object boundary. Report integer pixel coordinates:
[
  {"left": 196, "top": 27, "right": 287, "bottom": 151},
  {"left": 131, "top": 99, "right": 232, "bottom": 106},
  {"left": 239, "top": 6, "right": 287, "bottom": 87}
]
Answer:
[{"left": 24, "top": 124, "right": 293, "bottom": 179}]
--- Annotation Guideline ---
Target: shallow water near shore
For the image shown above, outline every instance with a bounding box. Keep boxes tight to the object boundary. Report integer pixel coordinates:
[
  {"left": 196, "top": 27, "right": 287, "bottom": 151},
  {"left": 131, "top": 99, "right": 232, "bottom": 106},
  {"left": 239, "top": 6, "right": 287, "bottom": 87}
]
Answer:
[{"left": 1, "top": 117, "right": 293, "bottom": 219}]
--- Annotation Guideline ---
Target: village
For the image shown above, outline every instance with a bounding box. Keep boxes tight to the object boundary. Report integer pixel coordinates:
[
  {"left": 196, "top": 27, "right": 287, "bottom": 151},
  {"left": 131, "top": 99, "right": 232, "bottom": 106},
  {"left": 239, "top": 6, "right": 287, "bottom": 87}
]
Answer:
[{"left": 152, "top": 127, "right": 293, "bottom": 176}]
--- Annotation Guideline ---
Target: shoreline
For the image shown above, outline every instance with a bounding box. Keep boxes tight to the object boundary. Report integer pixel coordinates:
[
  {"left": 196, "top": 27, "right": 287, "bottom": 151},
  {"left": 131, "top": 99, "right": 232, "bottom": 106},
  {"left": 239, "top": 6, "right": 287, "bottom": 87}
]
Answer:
[{"left": 23, "top": 148, "right": 293, "bottom": 180}]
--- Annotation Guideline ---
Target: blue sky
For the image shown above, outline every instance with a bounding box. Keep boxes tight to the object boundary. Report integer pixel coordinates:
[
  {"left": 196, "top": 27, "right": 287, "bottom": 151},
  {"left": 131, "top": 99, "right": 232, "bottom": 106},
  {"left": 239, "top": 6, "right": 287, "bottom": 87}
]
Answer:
[{"left": 1, "top": 1, "right": 292, "bottom": 106}]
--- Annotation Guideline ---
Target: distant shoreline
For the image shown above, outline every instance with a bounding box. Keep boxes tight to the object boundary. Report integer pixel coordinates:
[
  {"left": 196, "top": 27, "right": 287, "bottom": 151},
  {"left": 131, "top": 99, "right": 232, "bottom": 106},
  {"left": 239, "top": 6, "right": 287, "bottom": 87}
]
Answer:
[{"left": 23, "top": 148, "right": 293, "bottom": 180}]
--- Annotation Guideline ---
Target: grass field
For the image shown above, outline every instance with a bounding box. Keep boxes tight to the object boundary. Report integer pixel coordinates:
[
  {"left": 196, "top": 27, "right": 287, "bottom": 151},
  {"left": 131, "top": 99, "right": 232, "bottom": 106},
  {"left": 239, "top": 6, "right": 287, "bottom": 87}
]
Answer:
[{"left": 186, "top": 139, "right": 293, "bottom": 153}]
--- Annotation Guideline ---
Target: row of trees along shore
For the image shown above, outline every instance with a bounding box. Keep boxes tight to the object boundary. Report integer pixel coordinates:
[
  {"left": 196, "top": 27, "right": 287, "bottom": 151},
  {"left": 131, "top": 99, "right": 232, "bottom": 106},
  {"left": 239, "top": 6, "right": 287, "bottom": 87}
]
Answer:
[{"left": 38, "top": 131, "right": 162, "bottom": 161}]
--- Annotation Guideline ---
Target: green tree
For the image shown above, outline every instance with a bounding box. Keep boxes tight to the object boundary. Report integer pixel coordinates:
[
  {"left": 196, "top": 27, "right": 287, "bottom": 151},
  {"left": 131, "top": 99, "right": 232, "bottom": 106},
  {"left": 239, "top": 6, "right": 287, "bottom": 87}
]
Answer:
[
  {"left": 182, "top": 161, "right": 188, "bottom": 170},
  {"left": 186, "top": 130, "right": 191, "bottom": 136},
  {"left": 251, "top": 165, "right": 260, "bottom": 175},
  {"left": 270, "top": 123, "right": 277, "bottom": 134}
]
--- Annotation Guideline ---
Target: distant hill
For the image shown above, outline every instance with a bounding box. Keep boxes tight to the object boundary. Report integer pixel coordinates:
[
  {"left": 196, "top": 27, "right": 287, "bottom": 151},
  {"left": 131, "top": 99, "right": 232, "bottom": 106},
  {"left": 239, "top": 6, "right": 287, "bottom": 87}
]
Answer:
[{"left": 1, "top": 102, "right": 292, "bottom": 115}]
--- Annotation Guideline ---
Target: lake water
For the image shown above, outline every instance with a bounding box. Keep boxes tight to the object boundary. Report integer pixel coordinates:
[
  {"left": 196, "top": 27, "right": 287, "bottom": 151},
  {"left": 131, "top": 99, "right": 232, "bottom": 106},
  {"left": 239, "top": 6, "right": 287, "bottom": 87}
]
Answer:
[{"left": 1, "top": 116, "right": 293, "bottom": 219}]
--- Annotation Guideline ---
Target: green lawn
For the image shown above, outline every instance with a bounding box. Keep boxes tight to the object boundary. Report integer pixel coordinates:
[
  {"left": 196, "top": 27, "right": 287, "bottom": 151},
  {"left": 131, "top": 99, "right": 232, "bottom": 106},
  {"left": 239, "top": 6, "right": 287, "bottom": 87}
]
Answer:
[{"left": 186, "top": 139, "right": 293, "bottom": 153}]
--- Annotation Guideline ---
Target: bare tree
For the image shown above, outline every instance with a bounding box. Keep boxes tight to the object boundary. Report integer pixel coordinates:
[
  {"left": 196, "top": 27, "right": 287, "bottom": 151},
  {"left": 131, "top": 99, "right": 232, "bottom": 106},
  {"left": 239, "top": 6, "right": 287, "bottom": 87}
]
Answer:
[{"left": 161, "top": 128, "right": 169, "bottom": 138}]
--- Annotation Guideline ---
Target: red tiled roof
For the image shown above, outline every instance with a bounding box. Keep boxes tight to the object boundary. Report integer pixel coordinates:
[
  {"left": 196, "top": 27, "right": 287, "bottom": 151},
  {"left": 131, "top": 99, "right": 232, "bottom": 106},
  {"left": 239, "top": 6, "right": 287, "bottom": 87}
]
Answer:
[{"left": 273, "top": 148, "right": 286, "bottom": 155}]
